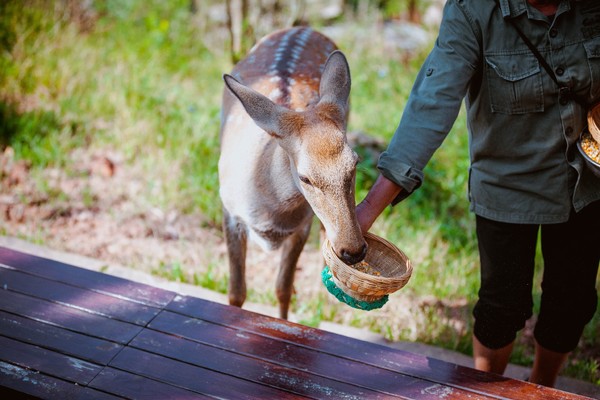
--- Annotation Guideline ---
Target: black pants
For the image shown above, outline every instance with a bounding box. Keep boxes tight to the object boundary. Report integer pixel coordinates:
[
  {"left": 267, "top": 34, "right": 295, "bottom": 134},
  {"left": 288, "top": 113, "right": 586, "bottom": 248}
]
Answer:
[{"left": 473, "top": 201, "right": 600, "bottom": 353}]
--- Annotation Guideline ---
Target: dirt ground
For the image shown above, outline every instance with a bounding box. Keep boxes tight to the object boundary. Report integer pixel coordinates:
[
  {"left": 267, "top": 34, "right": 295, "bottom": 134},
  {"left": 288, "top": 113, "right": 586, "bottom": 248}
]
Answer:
[{"left": 0, "top": 143, "right": 467, "bottom": 335}]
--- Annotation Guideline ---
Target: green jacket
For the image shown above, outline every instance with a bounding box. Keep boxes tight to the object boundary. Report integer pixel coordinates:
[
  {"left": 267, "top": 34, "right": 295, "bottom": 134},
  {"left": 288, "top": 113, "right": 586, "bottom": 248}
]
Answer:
[{"left": 378, "top": 0, "right": 600, "bottom": 223}]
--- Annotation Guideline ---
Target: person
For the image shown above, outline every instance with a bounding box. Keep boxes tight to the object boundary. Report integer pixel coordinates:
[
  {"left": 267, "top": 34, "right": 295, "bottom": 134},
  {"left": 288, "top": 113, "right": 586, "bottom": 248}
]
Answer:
[{"left": 355, "top": 0, "right": 600, "bottom": 388}]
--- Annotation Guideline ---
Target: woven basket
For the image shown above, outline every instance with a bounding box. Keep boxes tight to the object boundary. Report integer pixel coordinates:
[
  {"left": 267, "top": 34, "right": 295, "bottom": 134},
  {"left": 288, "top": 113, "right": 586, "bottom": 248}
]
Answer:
[
  {"left": 322, "top": 232, "right": 413, "bottom": 302},
  {"left": 589, "top": 102, "right": 600, "bottom": 144}
]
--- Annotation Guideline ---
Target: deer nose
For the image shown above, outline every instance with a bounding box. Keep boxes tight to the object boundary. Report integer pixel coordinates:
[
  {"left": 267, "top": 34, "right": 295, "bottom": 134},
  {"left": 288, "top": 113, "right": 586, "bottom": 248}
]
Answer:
[{"left": 340, "top": 243, "right": 368, "bottom": 265}]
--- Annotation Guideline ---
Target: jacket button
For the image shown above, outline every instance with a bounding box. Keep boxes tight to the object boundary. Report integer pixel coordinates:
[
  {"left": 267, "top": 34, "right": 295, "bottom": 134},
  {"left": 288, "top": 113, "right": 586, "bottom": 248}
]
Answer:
[
  {"left": 556, "top": 67, "right": 564, "bottom": 76},
  {"left": 549, "top": 28, "right": 558, "bottom": 38}
]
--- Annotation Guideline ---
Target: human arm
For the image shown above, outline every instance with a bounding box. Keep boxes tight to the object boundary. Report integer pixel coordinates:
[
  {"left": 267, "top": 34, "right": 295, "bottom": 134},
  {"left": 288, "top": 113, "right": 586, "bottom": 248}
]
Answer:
[
  {"left": 356, "top": 1, "right": 482, "bottom": 233},
  {"left": 356, "top": 174, "right": 402, "bottom": 233}
]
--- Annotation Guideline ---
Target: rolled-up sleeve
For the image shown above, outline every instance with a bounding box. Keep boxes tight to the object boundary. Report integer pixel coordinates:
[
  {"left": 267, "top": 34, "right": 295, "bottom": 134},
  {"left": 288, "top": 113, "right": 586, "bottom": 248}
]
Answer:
[{"left": 378, "top": 0, "right": 481, "bottom": 205}]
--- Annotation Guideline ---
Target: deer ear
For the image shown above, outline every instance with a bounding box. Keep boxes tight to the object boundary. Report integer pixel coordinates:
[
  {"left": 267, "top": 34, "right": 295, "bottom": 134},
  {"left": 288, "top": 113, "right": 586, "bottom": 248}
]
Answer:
[
  {"left": 318, "top": 50, "right": 351, "bottom": 113},
  {"left": 223, "top": 74, "right": 286, "bottom": 136}
]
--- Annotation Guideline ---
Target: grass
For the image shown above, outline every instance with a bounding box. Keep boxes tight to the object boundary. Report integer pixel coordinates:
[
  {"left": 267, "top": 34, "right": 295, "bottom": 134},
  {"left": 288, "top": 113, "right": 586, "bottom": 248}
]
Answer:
[
  {"left": 1, "top": 0, "right": 226, "bottom": 219},
  {"left": 1, "top": 0, "right": 598, "bottom": 385},
  {"left": 153, "top": 259, "right": 229, "bottom": 294}
]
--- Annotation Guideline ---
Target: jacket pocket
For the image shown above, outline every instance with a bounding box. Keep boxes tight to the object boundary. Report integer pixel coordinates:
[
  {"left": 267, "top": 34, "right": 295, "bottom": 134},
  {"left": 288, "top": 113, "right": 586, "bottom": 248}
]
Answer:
[
  {"left": 485, "top": 53, "right": 544, "bottom": 114},
  {"left": 584, "top": 37, "right": 600, "bottom": 99}
]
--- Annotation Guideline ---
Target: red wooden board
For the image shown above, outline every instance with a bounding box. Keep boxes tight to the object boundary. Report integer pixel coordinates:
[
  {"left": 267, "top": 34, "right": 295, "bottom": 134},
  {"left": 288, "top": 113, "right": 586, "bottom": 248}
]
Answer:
[
  {"left": 147, "top": 311, "right": 495, "bottom": 399},
  {"left": 0, "top": 268, "right": 160, "bottom": 325},
  {"left": 109, "top": 347, "right": 302, "bottom": 399},
  {"left": 89, "top": 368, "right": 214, "bottom": 399},
  {"left": 0, "top": 361, "right": 120, "bottom": 400},
  {"left": 0, "top": 289, "right": 142, "bottom": 344},
  {"left": 0, "top": 311, "right": 122, "bottom": 365},
  {"left": 132, "top": 328, "right": 410, "bottom": 399},
  {"left": 0, "top": 247, "right": 175, "bottom": 307},
  {"left": 165, "top": 294, "right": 590, "bottom": 400},
  {"left": 0, "top": 336, "right": 102, "bottom": 385}
]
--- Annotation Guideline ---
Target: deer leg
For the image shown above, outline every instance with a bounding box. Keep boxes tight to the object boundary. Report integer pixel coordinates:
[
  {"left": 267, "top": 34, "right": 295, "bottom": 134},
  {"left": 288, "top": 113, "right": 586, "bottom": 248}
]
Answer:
[
  {"left": 277, "top": 220, "right": 311, "bottom": 319},
  {"left": 223, "top": 208, "right": 247, "bottom": 309}
]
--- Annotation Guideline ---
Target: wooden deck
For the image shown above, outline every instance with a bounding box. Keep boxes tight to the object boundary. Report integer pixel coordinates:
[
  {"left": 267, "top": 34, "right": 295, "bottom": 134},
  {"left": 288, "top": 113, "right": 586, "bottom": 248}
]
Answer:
[{"left": 0, "top": 246, "right": 593, "bottom": 399}]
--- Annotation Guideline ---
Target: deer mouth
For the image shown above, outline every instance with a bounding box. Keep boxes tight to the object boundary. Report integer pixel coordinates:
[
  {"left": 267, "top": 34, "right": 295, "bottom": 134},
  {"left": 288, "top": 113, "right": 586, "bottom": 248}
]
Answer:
[{"left": 337, "top": 242, "right": 368, "bottom": 265}]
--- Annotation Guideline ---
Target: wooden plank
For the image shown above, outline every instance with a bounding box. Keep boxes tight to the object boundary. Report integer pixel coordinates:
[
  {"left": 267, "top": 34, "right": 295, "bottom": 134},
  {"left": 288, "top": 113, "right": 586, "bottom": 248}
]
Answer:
[
  {"left": 109, "top": 347, "right": 307, "bottom": 399},
  {"left": 0, "top": 249, "right": 588, "bottom": 399},
  {"left": 166, "top": 295, "right": 589, "bottom": 400},
  {"left": 89, "top": 368, "right": 214, "bottom": 399},
  {"left": 147, "top": 311, "right": 496, "bottom": 400},
  {"left": 132, "top": 328, "right": 412, "bottom": 400},
  {"left": 0, "top": 289, "right": 142, "bottom": 344},
  {"left": 0, "top": 311, "right": 122, "bottom": 365},
  {"left": 0, "top": 247, "right": 175, "bottom": 307},
  {"left": 0, "top": 361, "right": 120, "bottom": 400},
  {"left": 0, "top": 336, "right": 102, "bottom": 385},
  {"left": 0, "top": 268, "right": 160, "bottom": 325}
]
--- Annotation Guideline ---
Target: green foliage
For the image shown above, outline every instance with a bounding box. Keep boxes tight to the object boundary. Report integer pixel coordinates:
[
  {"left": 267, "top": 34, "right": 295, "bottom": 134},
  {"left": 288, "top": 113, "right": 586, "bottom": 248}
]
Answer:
[
  {"left": 1, "top": 104, "right": 72, "bottom": 167},
  {"left": 193, "top": 263, "right": 229, "bottom": 294},
  {"left": 296, "top": 294, "right": 327, "bottom": 327},
  {"left": 1, "top": 0, "right": 226, "bottom": 221},
  {"left": 153, "top": 261, "right": 187, "bottom": 283},
  {"left": 564, "top": 358, "right": 600, "bottom": 386}
]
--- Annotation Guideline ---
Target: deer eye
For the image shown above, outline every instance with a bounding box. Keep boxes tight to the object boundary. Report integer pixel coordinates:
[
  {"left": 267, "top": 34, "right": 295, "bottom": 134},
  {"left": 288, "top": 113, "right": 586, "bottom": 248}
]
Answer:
[{"left": 298, "top": 175, "right": 312, "bottom": 186}]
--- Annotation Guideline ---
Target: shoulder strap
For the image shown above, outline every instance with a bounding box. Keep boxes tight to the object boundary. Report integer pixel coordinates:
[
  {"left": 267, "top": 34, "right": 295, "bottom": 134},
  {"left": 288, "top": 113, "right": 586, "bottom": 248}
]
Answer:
[
  {"left": 495, "top": 0, "right": 587, "bottom": 106},
  {"left": 506, "top": 19, "right": 560, "bottom": 86}
]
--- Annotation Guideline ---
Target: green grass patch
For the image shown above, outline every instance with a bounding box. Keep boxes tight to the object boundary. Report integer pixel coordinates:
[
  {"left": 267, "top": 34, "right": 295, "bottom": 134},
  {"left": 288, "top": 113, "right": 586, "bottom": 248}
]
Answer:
[{"left": 193, "top": 263, "right": 229, "bottom": 294}]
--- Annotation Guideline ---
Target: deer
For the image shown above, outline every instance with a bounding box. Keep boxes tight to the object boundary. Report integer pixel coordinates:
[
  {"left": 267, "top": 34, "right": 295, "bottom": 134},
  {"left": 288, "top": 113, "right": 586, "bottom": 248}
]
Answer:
[{"left": 219, "top": 27, "right": 367, "bottom": 319}]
